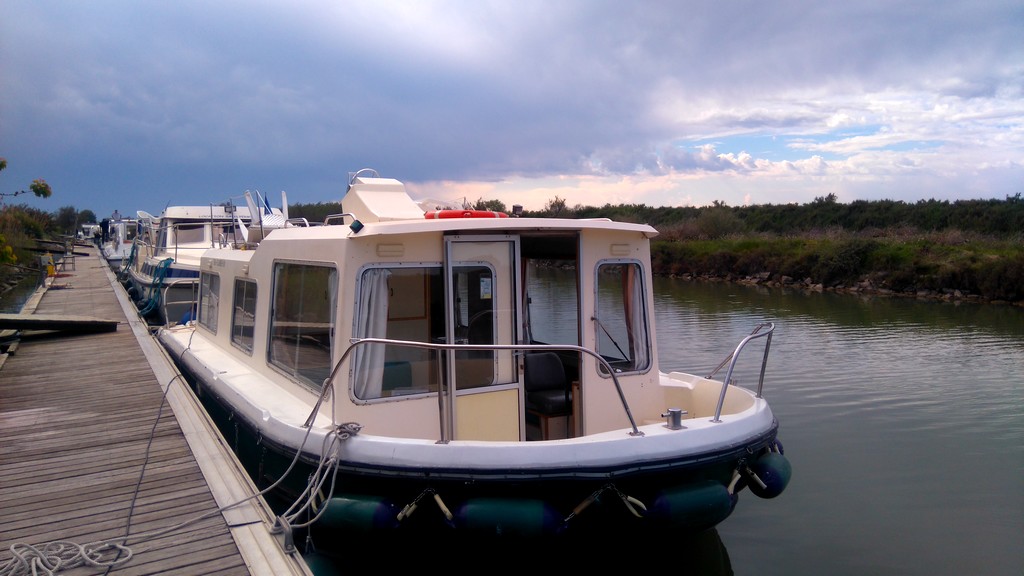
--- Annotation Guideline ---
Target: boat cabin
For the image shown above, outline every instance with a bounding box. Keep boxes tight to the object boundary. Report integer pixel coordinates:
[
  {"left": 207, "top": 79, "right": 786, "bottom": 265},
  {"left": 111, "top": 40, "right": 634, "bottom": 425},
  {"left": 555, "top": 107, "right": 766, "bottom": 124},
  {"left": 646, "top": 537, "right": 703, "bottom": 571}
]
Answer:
[{"left": 192, "top": 174, "right": 662, "bottom": 442}]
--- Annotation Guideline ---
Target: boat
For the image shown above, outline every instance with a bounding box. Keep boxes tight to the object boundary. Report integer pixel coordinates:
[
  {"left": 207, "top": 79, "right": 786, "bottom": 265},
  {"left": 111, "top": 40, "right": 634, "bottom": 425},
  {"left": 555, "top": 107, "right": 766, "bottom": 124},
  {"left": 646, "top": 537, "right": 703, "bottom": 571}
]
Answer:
[
  {"left": 122, "top": 192, "right": 288, "bottom": 325},
  {"left": 100, "top": 215, "right": 139, "bottom": 271},
  {"left": 155, "top": 169, "right": 791, "bottom": 549}
]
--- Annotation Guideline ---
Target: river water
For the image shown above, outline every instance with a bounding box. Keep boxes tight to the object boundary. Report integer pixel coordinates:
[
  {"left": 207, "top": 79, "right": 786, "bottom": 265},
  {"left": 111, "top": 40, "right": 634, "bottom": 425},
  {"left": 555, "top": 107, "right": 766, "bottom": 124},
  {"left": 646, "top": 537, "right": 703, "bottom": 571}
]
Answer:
[{"left": 648, "top": 277, "right": 1024, "bottom": 576}]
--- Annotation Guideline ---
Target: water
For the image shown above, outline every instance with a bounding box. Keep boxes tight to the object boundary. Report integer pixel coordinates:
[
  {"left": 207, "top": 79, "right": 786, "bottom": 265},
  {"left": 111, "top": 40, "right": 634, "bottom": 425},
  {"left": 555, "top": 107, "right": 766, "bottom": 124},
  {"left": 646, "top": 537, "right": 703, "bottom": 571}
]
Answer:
[
  {"left": 0, "top": 273, "right": 42, "bottom": 313},
  {"left": 648, "top": 278, "right": 1024, "bottom": 575}
]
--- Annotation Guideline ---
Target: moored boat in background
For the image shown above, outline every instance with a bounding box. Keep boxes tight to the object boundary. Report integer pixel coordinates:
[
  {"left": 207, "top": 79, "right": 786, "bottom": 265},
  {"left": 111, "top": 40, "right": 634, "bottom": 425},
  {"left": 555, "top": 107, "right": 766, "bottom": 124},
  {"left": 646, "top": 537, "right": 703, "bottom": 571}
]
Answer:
[
  {"left": 156, "top": 169, "right": 791, "bottom": 551},
  {"left": 101, "top": 215, "right": 138, "bottom": 272},
  {"left": 123, "top": 192, "right": 288, "bottom": 325}
]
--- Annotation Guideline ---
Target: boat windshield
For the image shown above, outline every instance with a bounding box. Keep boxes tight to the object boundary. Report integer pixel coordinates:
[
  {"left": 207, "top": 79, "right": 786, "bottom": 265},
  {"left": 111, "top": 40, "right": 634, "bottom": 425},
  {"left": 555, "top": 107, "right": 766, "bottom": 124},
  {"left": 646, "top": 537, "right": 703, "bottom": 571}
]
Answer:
[{"left": 594, "top": 260, "right": 651, "bottom": 375}]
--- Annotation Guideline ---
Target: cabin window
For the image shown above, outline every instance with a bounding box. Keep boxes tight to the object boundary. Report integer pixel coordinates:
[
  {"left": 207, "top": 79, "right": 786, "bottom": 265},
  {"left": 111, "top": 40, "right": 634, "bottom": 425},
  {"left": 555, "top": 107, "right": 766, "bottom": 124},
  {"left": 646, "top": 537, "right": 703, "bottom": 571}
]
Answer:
[
  {"left": 198, "top": 272, "right": 220, "bottom": 333},
  {"left": 594, "top": 260, "right": 650, "bottom": 375},
  {"left": 231, "top": 278, "right": 257, "bottom": 354},
  {"left": 175, "top": 223, "right": 206, "bottom": 245},
  {"left": 213, "top": 223, "right": 242, "bottom": 245},
  {"left": 450, "top": 264, "right": 498, "bottom": 389},
  {"left": 352, "top": 265, "right": 446, "bottom": 400},
  {"left": 269, "top": 262, "right": 337, "bottom": 390}
]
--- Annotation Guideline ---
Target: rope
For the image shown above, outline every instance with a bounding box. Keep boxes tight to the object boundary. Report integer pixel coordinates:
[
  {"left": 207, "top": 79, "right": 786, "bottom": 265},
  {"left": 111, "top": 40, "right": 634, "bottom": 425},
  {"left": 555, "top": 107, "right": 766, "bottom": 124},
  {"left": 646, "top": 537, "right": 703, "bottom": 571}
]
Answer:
[
  {"left": 117, "top": 241, "right": 136, "bottom": 283},
  {"left": 562, "top": 483, "right": 647, "bottom": 527},
  {"left": 0, "top": 339, "right": 359, "bottom": 575},
  {"left": 0, "top": 319, "right": 368, "bottom": 575},
  {"left": 138, "top": 258, "right": 173, "bottom": 316},
  {"left": 0, "top": 541, "right": 132, "bottom": 576},
  {"left": 0, "top": 366, "right": 184, "bottom": 576},
  {"left": 273, "top": 423, "right": 362, "bottom": 532}
]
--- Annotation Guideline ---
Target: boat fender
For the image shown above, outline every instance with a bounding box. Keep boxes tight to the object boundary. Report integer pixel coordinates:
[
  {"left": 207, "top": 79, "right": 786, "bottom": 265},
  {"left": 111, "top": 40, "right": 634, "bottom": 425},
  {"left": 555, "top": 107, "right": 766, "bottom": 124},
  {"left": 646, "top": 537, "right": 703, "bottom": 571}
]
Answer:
[
  {"left": 318, "top": 494, "right": 402, "bottom": 532},
  {"left": 424, "top": 210, "right": 509, "bottom": 219},
  {"left": 454, "top": 497, "right": 563, "bottom": 537},
  {"left": 648, "top": 481, "right": 736, "bottom": 531},
  {"left": 745, "top": 452, "right": 792, "bottom": 499}
]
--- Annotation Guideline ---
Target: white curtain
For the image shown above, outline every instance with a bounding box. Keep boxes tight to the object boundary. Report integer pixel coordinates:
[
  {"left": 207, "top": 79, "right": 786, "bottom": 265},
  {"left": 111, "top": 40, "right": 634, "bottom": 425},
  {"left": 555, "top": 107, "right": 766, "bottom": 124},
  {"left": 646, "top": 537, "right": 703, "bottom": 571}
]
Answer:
[{"left": 353, "top": 268, "right": 391, "bottom": 398}]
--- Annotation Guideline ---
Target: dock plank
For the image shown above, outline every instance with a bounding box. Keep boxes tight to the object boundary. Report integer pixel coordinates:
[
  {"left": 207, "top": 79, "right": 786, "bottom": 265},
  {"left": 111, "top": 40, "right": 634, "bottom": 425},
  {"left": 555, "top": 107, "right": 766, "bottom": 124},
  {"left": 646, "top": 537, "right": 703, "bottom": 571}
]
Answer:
[
  {"left": 0, "top": 312, "right": 119, "bottom": 333},
  {"left": 0, "top": 249, "right": 309, "bottom": 576}
]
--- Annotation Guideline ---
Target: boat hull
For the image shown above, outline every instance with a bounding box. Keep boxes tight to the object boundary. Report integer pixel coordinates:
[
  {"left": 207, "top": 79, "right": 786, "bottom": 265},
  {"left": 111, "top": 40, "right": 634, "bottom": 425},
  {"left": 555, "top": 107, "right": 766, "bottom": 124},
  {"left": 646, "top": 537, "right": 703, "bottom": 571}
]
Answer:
[
  {"left": 125, "top": 259, "right": 198, "bottom": 324},
  {"left": 181, "top": 357, "right": 781, "bottom": 547}
]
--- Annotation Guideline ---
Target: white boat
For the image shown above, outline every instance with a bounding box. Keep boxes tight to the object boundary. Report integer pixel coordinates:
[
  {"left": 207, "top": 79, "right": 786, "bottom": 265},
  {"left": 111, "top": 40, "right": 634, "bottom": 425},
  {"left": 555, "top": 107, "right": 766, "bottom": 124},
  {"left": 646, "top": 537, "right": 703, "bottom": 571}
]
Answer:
[
  {"left": 156, "top": 169, "right": 790, "bottom": 548},
  {"left": 123, "top": 193, "right": 288, "bottom": 325},
  {"left": 101, "top": 215, "right": 138, "bottom": 271}
]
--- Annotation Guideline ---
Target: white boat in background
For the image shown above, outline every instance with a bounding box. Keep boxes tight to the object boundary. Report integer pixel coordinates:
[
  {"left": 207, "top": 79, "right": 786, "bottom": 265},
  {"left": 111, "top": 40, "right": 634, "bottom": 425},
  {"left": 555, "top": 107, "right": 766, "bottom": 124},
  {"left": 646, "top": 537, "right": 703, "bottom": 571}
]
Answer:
[
  {"left": 101, "top": 216, "right": 138, "bottom": 271},
  {"left": 123, "top": 192, "right": 289, "bottom": 325},
  {"left": 156, "top": 169, "right": 791, "bottom": 549}
]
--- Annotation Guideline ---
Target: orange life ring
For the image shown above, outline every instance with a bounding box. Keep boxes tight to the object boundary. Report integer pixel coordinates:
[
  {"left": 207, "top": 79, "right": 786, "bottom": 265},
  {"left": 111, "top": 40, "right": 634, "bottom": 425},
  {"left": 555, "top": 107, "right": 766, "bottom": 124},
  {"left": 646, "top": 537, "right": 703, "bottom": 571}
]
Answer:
[{"left": 424, "top": 210, "right": 509, "bottom": 219}]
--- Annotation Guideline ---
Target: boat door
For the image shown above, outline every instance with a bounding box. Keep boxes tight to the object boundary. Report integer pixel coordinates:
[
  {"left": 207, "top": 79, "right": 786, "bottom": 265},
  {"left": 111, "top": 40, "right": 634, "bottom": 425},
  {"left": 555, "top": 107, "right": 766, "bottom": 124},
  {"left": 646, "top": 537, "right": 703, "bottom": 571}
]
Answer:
[{"left": 442, "top": 235, "right": 522, "bottom": 441}]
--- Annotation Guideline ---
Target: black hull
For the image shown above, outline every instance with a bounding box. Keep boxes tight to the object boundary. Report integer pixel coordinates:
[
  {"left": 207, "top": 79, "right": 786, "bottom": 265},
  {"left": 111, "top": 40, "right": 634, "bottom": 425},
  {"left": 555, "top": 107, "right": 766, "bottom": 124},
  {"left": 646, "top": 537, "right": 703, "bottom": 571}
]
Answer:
[{"left": 185, "top": 371, "right": 782, "bottom": 552}]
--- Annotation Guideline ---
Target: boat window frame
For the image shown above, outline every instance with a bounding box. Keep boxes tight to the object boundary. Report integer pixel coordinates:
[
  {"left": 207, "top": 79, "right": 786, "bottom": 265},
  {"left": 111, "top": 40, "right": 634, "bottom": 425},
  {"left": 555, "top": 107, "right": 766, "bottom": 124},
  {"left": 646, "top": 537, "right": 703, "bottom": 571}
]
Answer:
[
  {"left": 593, "top": 258, "right": 652, "bottom": 377},
  {"left": 350, "top": 262, "right": 445, "bottom": 403},
  {"left": 267, "top": 260, "right": 338, "bottom": 391},
  {"left": 230, "top": 277, "right": 258, "bottom": 355},
  {"left": 198, "top": 271, "right": 220, "bottom": 334}
]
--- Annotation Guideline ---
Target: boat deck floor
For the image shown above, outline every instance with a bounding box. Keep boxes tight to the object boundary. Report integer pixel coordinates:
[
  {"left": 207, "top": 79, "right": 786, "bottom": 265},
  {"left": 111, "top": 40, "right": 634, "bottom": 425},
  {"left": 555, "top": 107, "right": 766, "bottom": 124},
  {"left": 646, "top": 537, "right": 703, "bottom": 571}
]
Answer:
[{"left": 0, "top": 246, "right": 310, "bottom": 575}]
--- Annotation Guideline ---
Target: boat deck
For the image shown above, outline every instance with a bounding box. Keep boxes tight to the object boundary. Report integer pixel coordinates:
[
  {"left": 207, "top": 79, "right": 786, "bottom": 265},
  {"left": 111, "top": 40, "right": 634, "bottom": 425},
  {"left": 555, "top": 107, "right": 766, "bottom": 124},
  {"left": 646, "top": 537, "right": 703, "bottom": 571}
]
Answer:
[{"left": 0, "top": 246, "right": 311, "bottom": 575}]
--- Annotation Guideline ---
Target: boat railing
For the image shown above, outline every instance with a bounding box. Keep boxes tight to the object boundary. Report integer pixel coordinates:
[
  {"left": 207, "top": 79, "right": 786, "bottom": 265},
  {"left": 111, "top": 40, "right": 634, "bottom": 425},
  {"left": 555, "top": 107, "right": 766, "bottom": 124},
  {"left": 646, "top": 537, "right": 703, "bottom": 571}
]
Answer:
[
  {"left": 304, "top": 337, "right": 642, "bottom": 440},
  {"left": 322, "top": 212, "right": 358, "bottom": 226},
  {"left": 159, "top": 278, "right": 200, "bottom": 327},
  {"left": 709, "top": 322, "right": 775, "bottom": 423}
]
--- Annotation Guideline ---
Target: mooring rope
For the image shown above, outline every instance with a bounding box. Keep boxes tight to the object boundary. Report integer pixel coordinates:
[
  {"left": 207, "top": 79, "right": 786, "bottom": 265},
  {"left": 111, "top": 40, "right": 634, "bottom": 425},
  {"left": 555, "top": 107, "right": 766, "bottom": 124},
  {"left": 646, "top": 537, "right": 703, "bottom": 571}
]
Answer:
[
  {"left": 0, "top": 541, "right": 133, "bottom": 576},
  {"left": 0, "top": 326, "right": 360, "bottom": 576}
]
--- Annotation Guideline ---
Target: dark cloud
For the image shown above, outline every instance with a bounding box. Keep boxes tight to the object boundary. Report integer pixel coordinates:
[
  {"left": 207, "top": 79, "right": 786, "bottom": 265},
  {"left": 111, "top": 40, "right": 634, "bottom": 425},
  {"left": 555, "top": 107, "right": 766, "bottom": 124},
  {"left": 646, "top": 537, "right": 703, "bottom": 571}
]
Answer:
[{"left": 2, "top": 0, "right": 1021, "bottom": 215}]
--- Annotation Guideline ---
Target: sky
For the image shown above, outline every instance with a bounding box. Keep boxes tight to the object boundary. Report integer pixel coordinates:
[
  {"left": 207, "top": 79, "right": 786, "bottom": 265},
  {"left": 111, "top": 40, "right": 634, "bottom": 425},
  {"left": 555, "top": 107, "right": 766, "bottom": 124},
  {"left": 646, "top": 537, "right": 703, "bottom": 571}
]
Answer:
[{"left": 2, "top": 1, "right": 1022, "bottom": 220}]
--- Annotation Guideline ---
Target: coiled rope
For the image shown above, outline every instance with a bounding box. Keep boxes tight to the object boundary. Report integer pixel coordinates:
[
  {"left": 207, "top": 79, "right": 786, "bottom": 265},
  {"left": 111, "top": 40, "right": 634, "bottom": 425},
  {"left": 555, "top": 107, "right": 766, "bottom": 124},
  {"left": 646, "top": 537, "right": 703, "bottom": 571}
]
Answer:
[
  {"left": 0, "top": 327, "right": 361, "bottom": 576},
  {"left": 1, "top": 541, "right": 132, "bottom": 576}
]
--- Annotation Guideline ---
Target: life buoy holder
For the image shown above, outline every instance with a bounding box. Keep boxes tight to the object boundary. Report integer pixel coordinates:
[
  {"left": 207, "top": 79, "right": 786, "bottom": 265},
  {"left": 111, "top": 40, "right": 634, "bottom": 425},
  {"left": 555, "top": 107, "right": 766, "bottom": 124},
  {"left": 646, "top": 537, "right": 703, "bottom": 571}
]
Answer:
[{"left": 424, "top": 210, "right": 509, "bottom": 219}]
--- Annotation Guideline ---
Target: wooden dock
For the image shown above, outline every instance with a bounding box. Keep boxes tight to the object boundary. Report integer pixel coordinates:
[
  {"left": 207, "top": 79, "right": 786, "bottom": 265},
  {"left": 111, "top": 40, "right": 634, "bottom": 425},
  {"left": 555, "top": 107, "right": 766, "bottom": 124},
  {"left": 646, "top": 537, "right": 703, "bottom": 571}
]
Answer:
[{"left": 0, "top": 247, "right": 311, "bottom": 575}]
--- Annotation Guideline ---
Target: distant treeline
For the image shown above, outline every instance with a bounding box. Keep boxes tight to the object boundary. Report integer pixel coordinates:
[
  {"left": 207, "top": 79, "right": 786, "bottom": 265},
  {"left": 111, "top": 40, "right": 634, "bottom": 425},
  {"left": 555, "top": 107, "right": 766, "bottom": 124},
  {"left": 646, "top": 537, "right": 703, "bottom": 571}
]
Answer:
[
  {"left": 288, "top": 193, "right": 1024, "bottom": 304},
  {"left": 291, "top": 192, "right": 1024, "bottom": 239},
  {"left": 559, "top": 193, "right": 1024, "bottom": 240}
]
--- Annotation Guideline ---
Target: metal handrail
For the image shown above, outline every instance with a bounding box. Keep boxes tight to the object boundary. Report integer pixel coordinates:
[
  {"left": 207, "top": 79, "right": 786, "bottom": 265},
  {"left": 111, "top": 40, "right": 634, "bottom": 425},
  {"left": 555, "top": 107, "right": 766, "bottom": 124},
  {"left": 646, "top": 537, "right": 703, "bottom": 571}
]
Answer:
[
  {"left": 160, "top": 278, "right": 200, "bottom": 327},
  {"left": 711, "top": 322, "right": 775, "bottom": 423},
  {"left": 302, "top": 338, "right": 643, "bottom": 440},
  {"left": 323, "top": 212, "right": 357, "bottom": 226}
]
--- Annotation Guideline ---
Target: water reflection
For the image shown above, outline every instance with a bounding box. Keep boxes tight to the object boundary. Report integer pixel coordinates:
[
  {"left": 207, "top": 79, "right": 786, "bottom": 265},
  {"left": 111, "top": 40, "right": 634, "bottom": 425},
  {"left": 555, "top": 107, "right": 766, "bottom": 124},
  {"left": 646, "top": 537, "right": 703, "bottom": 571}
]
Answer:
[
  {"left": 652, "top": 276, "right": 1024, "bottom": 338},
  {"left": 303, "top": 528, "right": 733, "bottom": 573},
  {"left": 533, "top": 269, "right": 1024, "bottom": 576}
]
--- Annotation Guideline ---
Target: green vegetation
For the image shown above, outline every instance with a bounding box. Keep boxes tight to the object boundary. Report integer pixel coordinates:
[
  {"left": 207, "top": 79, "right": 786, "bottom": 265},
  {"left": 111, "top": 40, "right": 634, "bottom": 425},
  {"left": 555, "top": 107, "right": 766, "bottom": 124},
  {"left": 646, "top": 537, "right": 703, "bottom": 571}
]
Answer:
[
  {"left": 3, "top": 172, "right": 1020, "bottom": 305},
  {"left": 0, "top": 157, "right": 101, "bottom": 296},
  {"left": 651, "top": 231, "right": 1023, "bottom": 303},
  {"left": 286, "top": 192, "right": 1023, "bottom": 304},
  {"left": 288, "top": 190, "right": 1024, "bottom": 303}
]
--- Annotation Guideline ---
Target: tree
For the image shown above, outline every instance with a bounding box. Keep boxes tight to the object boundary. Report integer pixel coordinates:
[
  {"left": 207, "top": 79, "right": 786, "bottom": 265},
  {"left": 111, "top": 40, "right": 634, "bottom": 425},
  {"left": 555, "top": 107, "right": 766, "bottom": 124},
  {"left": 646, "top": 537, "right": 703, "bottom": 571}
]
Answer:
[
  {"left": 55, "top": 206, "right": 79, "bottom": 235},
  {"left": 472, "top": 198, "right": 508, "bottom": 213},
  {"left": 0, "top": 158, "right": 53, "bottom": 202},
  {"left": 1, "top": 158, "right": 55, "bottom": 269},
  {"left": 79, "top": 209, "right": 98, "bottom": 224},
  {"left": 544, "top": 196, "right": 568, "bottom": 217}
]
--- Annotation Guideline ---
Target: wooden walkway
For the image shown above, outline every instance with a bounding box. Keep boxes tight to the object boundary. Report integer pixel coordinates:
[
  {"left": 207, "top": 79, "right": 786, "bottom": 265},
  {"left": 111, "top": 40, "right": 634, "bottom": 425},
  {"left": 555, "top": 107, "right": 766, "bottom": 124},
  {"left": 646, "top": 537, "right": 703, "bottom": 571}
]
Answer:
[{"left": 0, "top": 246, "right": 311, "bottom": 575}]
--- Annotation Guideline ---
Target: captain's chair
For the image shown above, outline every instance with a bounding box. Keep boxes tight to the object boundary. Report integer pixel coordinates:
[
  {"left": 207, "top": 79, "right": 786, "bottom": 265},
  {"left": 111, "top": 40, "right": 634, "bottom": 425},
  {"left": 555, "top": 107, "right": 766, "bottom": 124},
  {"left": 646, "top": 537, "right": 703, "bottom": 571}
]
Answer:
[{"left": 524, "top": 352, "right": 572, "bottom": 440}]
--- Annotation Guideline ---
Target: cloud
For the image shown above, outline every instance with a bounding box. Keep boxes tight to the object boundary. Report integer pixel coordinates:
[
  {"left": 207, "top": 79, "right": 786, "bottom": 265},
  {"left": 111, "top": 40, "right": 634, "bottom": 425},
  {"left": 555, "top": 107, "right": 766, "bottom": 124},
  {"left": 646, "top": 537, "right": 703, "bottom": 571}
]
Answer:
[{"left": 1, "top": 0, "right": 1021, "bottom": 217}]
